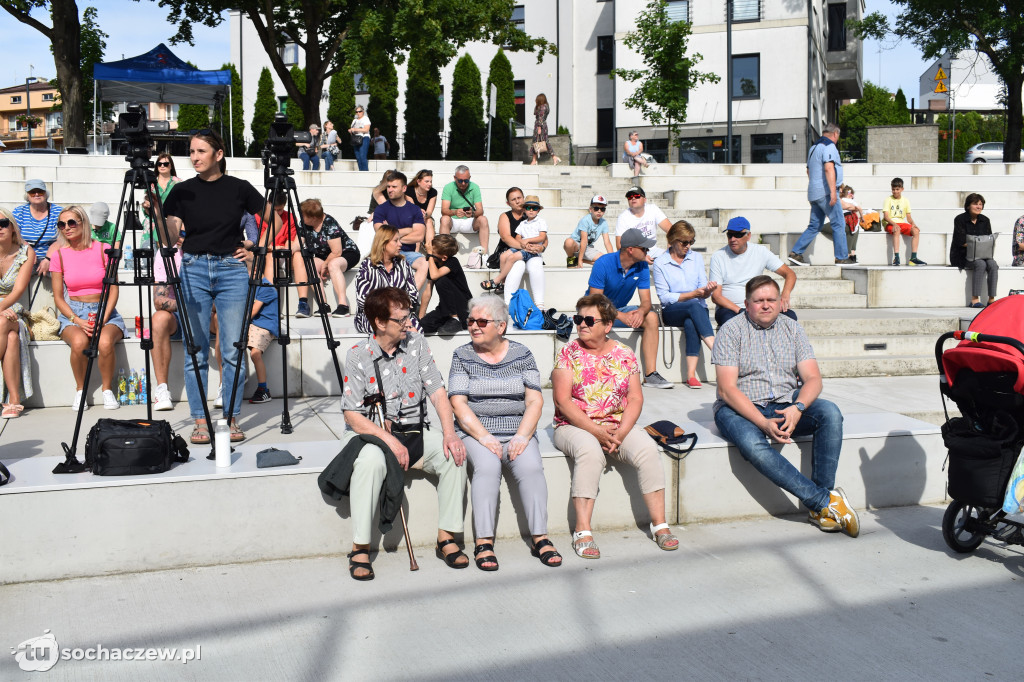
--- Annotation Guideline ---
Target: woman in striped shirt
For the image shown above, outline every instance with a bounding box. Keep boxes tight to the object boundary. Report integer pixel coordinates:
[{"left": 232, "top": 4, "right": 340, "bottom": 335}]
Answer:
[{"left": 353, "top": 226, "right": 420, "bottom": 334}]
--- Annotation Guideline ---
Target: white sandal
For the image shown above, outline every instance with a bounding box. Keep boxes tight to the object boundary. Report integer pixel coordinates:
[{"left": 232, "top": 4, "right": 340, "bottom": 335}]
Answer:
[
  {"left": 571, "top": 530, "right": 600, "bottom": 559},
  {"left": 650, "top": 522, "right": 679, "bottom": 551}
]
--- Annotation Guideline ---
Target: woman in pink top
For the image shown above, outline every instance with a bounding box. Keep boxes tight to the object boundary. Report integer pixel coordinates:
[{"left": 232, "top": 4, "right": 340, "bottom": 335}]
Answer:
[{"left": 50, "top": 205, "right": 127, "bottom": 411}]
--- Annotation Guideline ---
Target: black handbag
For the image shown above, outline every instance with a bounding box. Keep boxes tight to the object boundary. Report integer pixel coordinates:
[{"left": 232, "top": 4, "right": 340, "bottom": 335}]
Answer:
[
  {"left": 370, "top": 356, "right": 428, "bottom": 468},
  {"left": 85, "top": 418, "right": 190, "bottom": 476}
]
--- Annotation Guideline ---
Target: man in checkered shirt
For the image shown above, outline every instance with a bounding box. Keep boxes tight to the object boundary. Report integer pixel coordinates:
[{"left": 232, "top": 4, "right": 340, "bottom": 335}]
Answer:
[{"left": 711, "top": 274, "right": 860, "bottom": 537}]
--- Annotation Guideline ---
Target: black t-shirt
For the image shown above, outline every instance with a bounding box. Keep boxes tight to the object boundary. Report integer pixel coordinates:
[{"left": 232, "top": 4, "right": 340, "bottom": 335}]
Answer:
[
  {"left": 405, "top": 186, "right": 438, "bottom": 212},
  {"left": 433, "top": 255, "right": 472, "bottom": 319},
  {"left": 163, "top": 174, "right": 265, "bottom": 255}
]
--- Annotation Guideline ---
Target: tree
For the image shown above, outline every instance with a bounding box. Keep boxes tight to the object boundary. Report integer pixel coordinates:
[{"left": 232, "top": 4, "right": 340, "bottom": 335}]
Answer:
[
  {"left": 486, "top": 49, "right": 516, "bottom": 161},
  {"left": 157, "top": 0, "right": 554, "bottom": 131},
  {"left": 610, "top": 0, "right": 718, "bottom": 160},
  {"left": 210, "top": 63, "right": 244, "bottom": 155},
  {"left": 176, "top": 103, "right": 210, "bottom": 132},
  {"left": 937, "top": 111, "right": 1007, "bottom": 162},
  {"left": 893, "top": 88, "right": 912, "bottom": 124},
  {"left": 447, "top": 54, "right": 485, "bottom": 160},
  {"left": 836, "top": 81, "right": 903, "bottom": 159},
  {"left": 855, "top": 1, "right": 1024, "bottom": 161},
  {"left": 0, "top": 0, "right": 86, "bottom": 147},
  {"left": 327, "top": 68, "right": 355, "bottom": 129},
  {"left": 403, "top": 47, "right": 442, "bottom": 161},
  {"left": 285, "top": 65, "right": 307, "bottom": 131},
  {"left": 366, "top": 59, "right": 398, "bottom": 158},
  {"left": 249, "top": 67, "right": 277, "bottom": 155}
]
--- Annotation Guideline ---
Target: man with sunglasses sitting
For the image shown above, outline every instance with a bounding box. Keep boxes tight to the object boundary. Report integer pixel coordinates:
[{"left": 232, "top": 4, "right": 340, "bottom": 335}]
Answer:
[
  {"left": 587, "top": 228, "right": 673, "bottom": 389},
  {"left": 709, "top": 216, "right": 798, "bottom": 328},
  {"left": 614, "top": 186, "right": 671, "bottom": 260},
  {"left": 438, "top": 165, "right": 490, "bottom": 261}
]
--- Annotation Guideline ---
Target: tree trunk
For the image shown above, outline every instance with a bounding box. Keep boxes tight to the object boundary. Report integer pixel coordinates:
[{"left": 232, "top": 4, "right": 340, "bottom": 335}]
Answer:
[
  {"left": 1004, "top": 73, "right": 1023, "bottom": 163},
  {"left": 50, "top": 0, "right": 83, "bottom": 148},
  {"left": 303, "top": 73, "right": 325, "bottom": 128}
]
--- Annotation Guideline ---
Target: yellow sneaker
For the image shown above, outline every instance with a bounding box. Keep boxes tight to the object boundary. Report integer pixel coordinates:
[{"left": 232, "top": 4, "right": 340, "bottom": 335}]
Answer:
[
  {"left": 808, "top": 509, "right": 841, "bottom": 532},
  {"left": 822, "top": 487, "right": 860, "bottom": 538}
]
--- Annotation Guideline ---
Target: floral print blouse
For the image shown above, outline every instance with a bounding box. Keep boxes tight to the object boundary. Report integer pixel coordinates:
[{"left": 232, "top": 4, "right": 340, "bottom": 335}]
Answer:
[{"left": 553, "top": 339, "right": 639, "bottom": 427}]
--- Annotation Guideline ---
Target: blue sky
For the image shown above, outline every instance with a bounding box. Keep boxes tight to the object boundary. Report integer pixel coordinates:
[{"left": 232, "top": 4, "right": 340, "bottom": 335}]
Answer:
[{"left": 0, "top": 1, "right": 929, "bottom": 101}]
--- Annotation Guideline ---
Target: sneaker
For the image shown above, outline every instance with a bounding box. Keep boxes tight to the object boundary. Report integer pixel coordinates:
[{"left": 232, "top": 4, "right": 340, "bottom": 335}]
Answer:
[
  {"left": 249, "top": 386, "right": 272, "bottom": 404},
  {"left": 644, "top": 371, "right": 674, "bottom": 389},
  {"left": 822, "top": 487, "right": 860, "bottom": 538},
  {"left": 566, "top": 255, "right": 578, "bottom": 267},
  {"left": 834, "top": 257, "right": 856, "bottom": 265},
  {"left": 153, "top": 383, "right": 173, "bottom": 411},
  {"left": 891, "top": 256, "right": 901, "bottom": 267},
  {"left": 295, "top": 300, "right": 312, "bottom": 318},
  {"left": 685, "top": 377, "right": 702, "bottom": 389},
  {"left": 214, "top": 385, "right": 224, "bottom": 408},
  {"left": 103, "top": 390, "right": 120, "bottom": 410},
  {"left": 787, "top": 252, "right": 807, "bottom": 266},
  {"left": 438, "top": 317, "right": 464, "bottom": 335},
  {"left": 808, "top": 509, "right": 841, "bottom": 533},
  {"left": 848, "top": 254, "right": 858, "bottom": 263},
  {"left": 72, "top": 389, "right": 83, "bottom": 411},
  {"left": 332, "top": 304, "right": 351, "bottom": 318},
  {"left": 908, "top": 256, "right": 927, "bottom": 266}
]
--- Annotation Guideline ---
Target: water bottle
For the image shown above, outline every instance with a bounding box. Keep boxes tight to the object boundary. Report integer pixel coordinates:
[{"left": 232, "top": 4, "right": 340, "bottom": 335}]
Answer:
[
  {"left": 214, "top": 419, "right": 231, "bottom": 467},
  {"left": 117, "top": 369, "right": 128, "bottom": 405},
  {"left": 127, "top": 370, "right": 137, "bottom": 405},
  {"left": 124, "top": 243, "right": 134, "bottom": 271},
  {"left": 138, "top": 372, "right": 147, "bottom": 406}
]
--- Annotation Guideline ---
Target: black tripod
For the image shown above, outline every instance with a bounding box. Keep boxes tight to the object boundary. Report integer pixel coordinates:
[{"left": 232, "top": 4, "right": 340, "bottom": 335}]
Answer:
[
  {"left": 224, "top": 117, "right": 345, "bottom": 433},
  {"left": 54, "top": 105, "right": 218, "bottom": 473}
]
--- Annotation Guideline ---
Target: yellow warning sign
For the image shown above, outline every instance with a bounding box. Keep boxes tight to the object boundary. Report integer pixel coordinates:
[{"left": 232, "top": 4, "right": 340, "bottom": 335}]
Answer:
[
  {"left": 935, "top": 67, "right": 948, "bottom": 81},
  {"left": 934, "top": 81, "right": 949, "bottom": 94}
]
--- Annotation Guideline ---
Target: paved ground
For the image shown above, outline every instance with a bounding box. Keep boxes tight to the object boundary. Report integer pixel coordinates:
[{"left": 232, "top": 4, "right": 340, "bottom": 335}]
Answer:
[{"left": 1, "top": 504, "right": 1021, "bottom": 681}]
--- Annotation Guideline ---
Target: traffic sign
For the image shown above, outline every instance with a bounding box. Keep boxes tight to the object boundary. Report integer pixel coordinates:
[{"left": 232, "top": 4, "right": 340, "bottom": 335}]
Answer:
[
  {"left": 934, "top": 81, "right": 948, "bottom": 94},
  {"left": 935, "top": 67, "right": 948, "bottom": 81}
]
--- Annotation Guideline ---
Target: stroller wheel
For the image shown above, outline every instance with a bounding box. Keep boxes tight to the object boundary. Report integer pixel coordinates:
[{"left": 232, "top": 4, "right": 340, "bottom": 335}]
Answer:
[{"left": 942, "top": 500, "right": 987, "bottom": 553}]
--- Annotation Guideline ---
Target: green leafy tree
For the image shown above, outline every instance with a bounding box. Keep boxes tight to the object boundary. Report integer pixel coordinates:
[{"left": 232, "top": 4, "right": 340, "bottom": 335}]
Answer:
[
  {"left": 49, "top": 6, "right": 110, "bottom": 140},
  {"left": 0, "top": 0, "right": 87, "bottom": 147},
  {"left": 447, "top": 54, "right": 485, "bottom": 160},
  {"left": 855, "top": 1, "right": 1024, "bottom": 161},
  {"left": 249, "top": 66, "right": 277, "bottom": 155},
  {"left": 285, "top": 65, "right": 307, "bottom": 131},
  {"left": 210, "top": 63, "right": 244, "bottom": 155},
  {"left": 366, "top": 59, "right": 398, "bottom": 158},
  {"left": 937, "top": 111, "right": 1007, "bottom": 162},
  {"left": 837, "top": 81, "right": 902, "bottom": 158},
  {"left": 893, "top": 88, "right": 911, "bottom": 124},
  {"left": 404, "top": 47, "right": 442, "bottom": 160},
  {"left": 176, "top": 102, "right": 210, "bottom": 132},
  {"left": 327, "top": 68, "right": 356, "bottom": 129},
  {"left": 486, "top": 49, "right": 515, "bottom": 161},
  {"left": 610, "top": 0, "right": 718, "bottom": 160},
  {"left": 157, "top": 0, "right": 554, "bottom": 133}
]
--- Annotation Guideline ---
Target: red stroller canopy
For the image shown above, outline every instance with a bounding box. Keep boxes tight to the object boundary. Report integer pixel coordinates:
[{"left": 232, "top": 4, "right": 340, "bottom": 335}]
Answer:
[{"left": 942, "top": 297, "right": 1024, "bottom": 393}]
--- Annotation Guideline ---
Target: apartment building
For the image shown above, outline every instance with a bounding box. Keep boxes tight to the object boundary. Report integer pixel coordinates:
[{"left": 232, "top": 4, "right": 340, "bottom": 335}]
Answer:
[{"left": 0, "top": 80, "right": 62, "bottom": 149}]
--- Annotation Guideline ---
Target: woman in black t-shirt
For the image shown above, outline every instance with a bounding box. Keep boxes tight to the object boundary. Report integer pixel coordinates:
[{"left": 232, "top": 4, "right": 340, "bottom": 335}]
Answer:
[
  {"left": 161, "top": 129, "right": 271, "bottom": 445},
  {"left": 406, "top": 169, "right": 438, "bottom": 247},
  {"left": 298, "top": 198, "right": 360, "bottom": 317}
]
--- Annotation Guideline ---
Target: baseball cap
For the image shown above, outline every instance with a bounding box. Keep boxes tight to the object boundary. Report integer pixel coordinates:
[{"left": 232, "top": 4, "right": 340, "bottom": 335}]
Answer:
[
  {"left": 724, "top": 216, "right": 751, "bottom": 233},
  {"left": 25, "top": 179, "right": 47, "bottom": 193},
  {"left": 590, "top": 194, "right": 608, "bottom": 206},
  {"left": 625, "top": 186, "right": 646, "bottom": 198},
  {"left": 619, "top": 228, "right": 656, "bottom": 249},
  {"left": 523, "top": 194, "right": 543, "bottom": 209},
  {"left": 88, "top": 202, "right": 110, "bottom": 226}
]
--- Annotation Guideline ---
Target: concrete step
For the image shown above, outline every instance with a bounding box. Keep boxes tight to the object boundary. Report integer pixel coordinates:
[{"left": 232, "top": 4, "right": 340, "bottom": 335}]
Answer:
[
  {"left": 763, "top": 230, "right": 952, "bottom": 267},
  {"left": 817, "top": 354, "right": 939, "bottom": 378},
  {"left": 788, "top": 292, "right": 867, "bottom": 309},
  {"left": 841, "top": 265, "right": 1024, "bottom": 308}
]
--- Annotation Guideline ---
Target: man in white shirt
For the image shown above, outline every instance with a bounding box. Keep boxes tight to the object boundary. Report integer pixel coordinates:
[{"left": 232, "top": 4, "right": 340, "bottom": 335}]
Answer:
[{"left": 614, "top": 186, "right": 671, "bottom": 260}]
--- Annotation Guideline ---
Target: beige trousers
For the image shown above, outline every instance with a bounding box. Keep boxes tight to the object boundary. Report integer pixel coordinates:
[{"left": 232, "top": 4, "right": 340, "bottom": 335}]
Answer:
[{"left": 553, "top": 423, "right": 665, "bottom": 499}]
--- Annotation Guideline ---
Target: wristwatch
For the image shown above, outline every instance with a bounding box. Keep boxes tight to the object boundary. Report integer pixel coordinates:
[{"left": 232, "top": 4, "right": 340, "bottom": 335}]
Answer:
[{"left": 794, "top": 401, "right": 806, "bottom": 413}]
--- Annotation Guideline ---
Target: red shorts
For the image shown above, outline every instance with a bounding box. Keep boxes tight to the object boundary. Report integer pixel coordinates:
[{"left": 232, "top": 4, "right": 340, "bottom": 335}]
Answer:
[{"left": 885, "top": 222, "right": 913, "bottom": 236}]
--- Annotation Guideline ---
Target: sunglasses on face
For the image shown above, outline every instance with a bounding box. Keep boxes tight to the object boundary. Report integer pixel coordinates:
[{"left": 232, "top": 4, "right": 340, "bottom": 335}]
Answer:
[
  {"left": 626, "top": 193, "right": 643, "bottom": 200},
  {"left": 726, "top": 230, "right": 749, "bottom": 239},
  {"left": 57, "top": 219, "right": 80, "bottom": 230},
  {"left": 676, "top": 239, "right": 694, "bottom": 247},
  {"left": 631, "top": 246, "right": 649, "bottom": 254},
  {"left": 573, "top": 315, "right": 605, "bottom": 327},
  {"left": 0, "top": 219, "right": 10, "bottom": 229},
  {"left": 524, "top": 206, "right": 540, "bottom": 211},
  {"left": 157, "top": 161, "right": 171, "bottom": 167},
  {"left": 466, "top": 317, "right": 496, "bottom": 328},
  {"left": 591, "top": 206, "right": 606, "bottom": 212},
  {"left": 455, "top": 178, "right": 470, "bottom": 184}
]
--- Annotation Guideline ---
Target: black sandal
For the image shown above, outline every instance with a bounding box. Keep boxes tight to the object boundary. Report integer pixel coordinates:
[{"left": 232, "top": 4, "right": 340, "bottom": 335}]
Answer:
[
  {"left": 435, "top": 538, "right": 469, "bottom": 569},
  {"left": 473, "top": 542, "right": 499, "bottom": 572},
  {"left": 347, "top": 550, "right": 374, "bottom": 581},
  {"left": 531, "top": 538, "right": 563, "bottom": 567},
  {"left": 480, "top": 279, "right": 504, "bottom": 293}
]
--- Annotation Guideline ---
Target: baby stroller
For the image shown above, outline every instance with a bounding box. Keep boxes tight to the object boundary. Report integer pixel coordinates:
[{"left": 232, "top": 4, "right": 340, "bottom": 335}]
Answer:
[{"left": 935, "top": 296, "right": 1024, "bottom": 553}]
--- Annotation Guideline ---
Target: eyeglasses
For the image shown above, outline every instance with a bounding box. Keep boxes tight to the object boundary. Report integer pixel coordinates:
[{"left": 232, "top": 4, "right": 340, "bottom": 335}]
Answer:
[
  {"left": 388, "top": 314, "right": 412, "bottom": 326},
  {"left": 675, "top": 239, "right": 694, "bottom": 247},
  {"left": 0, "top": 219, "right": 10, "bottom": 229},
  {"left": 466, "top": 317, "right": 496, "bottom": 327},
  {"left": 591, "top": 206, "right": 606, "bottom": 212},
  {"left": 630, "top": 246, "right": 649, "bottom": 254},
  {"left": 726, "top": 230, "right": 749, "bottom": 239},
  {"left": 524, "top": 206, "right": 540, "bottom": 211},
  {"left": 455, "top": 178, "right": 470, "bottom": 184},
  {"left": 57, "top": 219, "right": 80, "bottom": 230},
  {"left": 27, "top": 189, "right": 46, "bottom": 195},
  {"left": 157, "top": 161, "right": 171, "bottom": 167},
  {"left": 355, "top": 109, "right": 364, "bottom": 114},
  {"left": 626, "top": 193, "right": 643, "bottom": 200},
  {"left": 573, "top": 315, "right": 605, "bottom": 327}
]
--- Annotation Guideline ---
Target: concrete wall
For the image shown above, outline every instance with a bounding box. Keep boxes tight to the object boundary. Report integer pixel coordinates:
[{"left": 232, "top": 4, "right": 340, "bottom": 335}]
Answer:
[{"left": 867, "top": 124, "right": 939, "bottom": 163}]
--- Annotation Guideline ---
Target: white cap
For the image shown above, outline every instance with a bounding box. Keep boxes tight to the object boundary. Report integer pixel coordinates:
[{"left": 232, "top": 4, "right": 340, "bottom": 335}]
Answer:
[{"left": 590, "top": 194, "right": 607, "bottom": 205}]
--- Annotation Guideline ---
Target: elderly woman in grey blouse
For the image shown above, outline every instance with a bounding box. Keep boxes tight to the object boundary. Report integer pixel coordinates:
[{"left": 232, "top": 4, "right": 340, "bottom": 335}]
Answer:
[{"left": 448, "top": 294, "right": 562, "bottom": 571}]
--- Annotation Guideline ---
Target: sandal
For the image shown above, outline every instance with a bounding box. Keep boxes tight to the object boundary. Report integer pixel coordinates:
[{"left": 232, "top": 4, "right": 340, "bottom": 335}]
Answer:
[
  {"left": 190, "top": 423, "right": 211, "bottom": 445},
  {"left": 347, "top": 549, "right": 375, "bottom": 581},
  {"left": 473, "top": 542, "right": 499, "bottom": 571},
  {"left": 1, "top": 404, "right": 24, "bottom": 419},
  {"left": 480, "top": 279, "right": 504, "bottom": 293},
  {"left": 571, "top": 530, "right": 600, "bottom": 559},
  {"left": 435, "top": 538, "right": 469, "bottom": 569},
  {"left": 651, "top": 522, "right": 679, "bottom": 551},
  {"left": 229, "top": 419, "right": 245, "bottom": 442},
  {"left": 531, "top": 538, "right": 563, "bottom": 567}
]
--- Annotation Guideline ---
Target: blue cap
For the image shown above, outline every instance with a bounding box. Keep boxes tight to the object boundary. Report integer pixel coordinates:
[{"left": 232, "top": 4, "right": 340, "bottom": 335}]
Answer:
[{"left": 724, "top": 216, "right": 751, "bottom": 233}]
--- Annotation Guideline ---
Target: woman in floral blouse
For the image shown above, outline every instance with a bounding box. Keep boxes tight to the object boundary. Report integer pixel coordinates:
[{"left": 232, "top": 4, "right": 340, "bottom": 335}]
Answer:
[
  {"left": 551, "top": 293, "right": 678, "bottom": 560},
  {"left": 353, "top": 226, "right": 420, "bottom": 334}
]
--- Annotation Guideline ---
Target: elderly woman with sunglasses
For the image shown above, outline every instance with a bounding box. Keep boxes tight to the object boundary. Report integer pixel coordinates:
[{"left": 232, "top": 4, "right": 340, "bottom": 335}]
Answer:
[
  {"left": 12, "top": 179, "right": 62, "bottom": 276},
  {"left": 448, "top": 295, "right": 562, "bottom": 571},
  {"left": 652, "top": 220, "right": 717, "bottom": 389},
  {"left": 50, "top": 206, "right": 127, "bottom": 411},
  {"left": 552, "top": 293, "right": 678, "bottom": 559},
  {"left": 0, "top": 210, "right": 37, "bottom": 417}
]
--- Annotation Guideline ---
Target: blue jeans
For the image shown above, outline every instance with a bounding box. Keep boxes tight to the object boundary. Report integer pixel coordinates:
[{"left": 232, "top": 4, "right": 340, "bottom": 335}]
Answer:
[
  {"left": 299, "top": 149, "right": 320, "bottom": 171},
  {"left": 792, "top": 195, "right": 849, "bottom": 259},
  {"left": 354, "top": 137, "right": 370, "bottom": 171},
  {"left": 320, "top": 151, "right": 334, "bottom": 170},
  {"left": 714, "top": 399, "right": 843, "bottom": 512},
  {"left": 661, "top": 299, "right": 714, "bottom": 356},
  {"left": 180, "top": 254, "right": 249, "bottom": 420}
]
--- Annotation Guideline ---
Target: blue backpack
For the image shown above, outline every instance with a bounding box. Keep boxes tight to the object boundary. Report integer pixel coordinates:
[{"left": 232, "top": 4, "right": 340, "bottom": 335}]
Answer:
[{"left": 509, "top": 289, "right": 545, "bottom": 330}]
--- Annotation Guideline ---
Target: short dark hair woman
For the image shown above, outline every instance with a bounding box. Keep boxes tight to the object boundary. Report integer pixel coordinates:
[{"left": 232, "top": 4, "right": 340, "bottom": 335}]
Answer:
[{"left": 950, "top": 192, "right": 997, "bottom": 308}]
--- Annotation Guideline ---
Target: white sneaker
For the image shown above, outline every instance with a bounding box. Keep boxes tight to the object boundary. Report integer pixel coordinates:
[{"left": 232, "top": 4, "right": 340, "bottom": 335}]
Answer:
[
  {"left": 102, "top": 390, "right": 119, "bottom": 410},
  {"left": 153, "top": 383, "right": 173, "bottom": 411},
  {"left": 213, "top": 385, "right": 224, "bottom": 408},
  {"left": 72, "top": 389, "right": 83, "bottom": 411}
]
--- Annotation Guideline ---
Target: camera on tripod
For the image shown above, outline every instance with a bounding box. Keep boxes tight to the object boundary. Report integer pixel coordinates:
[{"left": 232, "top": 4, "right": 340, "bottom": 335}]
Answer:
[
  {"left": 262, "top": 114, "right": 311, "bottom": 173},
  {"left": 117, "top": 103, "right": 169, "bottom": 170}
]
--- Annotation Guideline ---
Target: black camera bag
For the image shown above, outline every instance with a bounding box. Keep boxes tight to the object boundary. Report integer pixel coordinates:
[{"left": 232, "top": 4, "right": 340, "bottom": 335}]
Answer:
[{"left": 85, "top": 418, "right": 190, "bottom": 476}]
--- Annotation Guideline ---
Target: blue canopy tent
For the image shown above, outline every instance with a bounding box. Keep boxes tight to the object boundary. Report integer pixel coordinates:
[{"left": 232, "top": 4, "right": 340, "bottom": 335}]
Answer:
[{"left": 92, "top": 44, "right": 233, "bottom": 154}]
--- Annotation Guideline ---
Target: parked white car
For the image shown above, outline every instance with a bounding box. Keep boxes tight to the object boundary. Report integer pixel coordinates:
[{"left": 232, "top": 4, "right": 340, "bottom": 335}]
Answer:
[{"left": 964, "top": 142, "right": 1023, "bottom": 162}]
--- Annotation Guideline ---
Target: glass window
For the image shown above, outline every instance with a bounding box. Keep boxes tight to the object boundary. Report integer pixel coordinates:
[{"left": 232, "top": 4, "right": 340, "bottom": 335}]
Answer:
[
  {"left": 514, "top": 80, "right": 526, "bottom": 125},
  {"left": 42, "top": 93, "right": 55, "bottom": 102},
  {"left": 354, "top": 73, "right": 368, "bottom": 95},
  {"left": 512, "top": 5, "right": 525, "bottom": 29},
  {"left": 45, "top": 112, "right": 62, "bottom": 131},
  {"left": 597, "top": 36, "right": 614, "bottom": 74},
  {"left": 644, "top": 137, "right": 669, "bottom": 163},
  {"left": 10, "top": 116, "right": 25, "bottom": 132},
  {"left": 751, "top": 133, "right": 783, "bottom": 163},
  {"left": 732, "top": 0, "right": 760, "bottom": 22},
  {"left": 596, "top": 108, "right": 614, "bottom": 148},
  {"left": 678, "top": 136, "right": 741, "bottom": 163},
  {"left": 10, "top": 96, "right": 21, "bottom": 105},
  {"left": 827, "top": 3, "right": 847, "bottom": 51},
  {"left": 731, "top": 54, "right": 759, "bottom": 99},
  {"left": 666, "top": 0, "right": 689, "bottom": 22}
]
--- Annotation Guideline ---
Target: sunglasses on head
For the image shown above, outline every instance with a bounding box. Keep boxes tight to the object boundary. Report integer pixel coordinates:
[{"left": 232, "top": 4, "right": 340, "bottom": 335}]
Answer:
[
  {"left": 726, "top": 230, "right": 749, "bottom": 239},
  {"left": 57, "top": 219, "right": 80, "bottom": 230},
  {"left": 591, "top": 205, "right": 606, "bottom": 211},
  {"left": 466, "top": 317, "right": 496, "bottom": 328},
  {"left": 573, "top": 315, "right": 604, "bottom": 327},
  {"left": 0, "top": 219, "right": 10, "bottom": 229}
]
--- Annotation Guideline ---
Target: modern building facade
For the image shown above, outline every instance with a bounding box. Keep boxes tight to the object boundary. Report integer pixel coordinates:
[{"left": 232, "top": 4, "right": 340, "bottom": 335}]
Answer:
[
  {"left": 0, "top": 80, "right": 62, "bottom": 148},
  {"left": 229, "top": 0, "right": 862, "bottom": 164}
]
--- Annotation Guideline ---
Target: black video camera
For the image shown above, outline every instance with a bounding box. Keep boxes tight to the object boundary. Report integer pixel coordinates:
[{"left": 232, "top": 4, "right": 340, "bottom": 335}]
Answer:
[{"left": 262, "top": 114, "right": 311, "bottom": 171}]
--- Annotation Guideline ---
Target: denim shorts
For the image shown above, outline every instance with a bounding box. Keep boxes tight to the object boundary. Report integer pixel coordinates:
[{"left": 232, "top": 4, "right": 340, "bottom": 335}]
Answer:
[
  {"left": 58, "top": 299, "right": 128, "bottom": 336},
  {"left": 508, "top": 248, "right": 540, "bottom": 262},
  {"left": 403, "top": 250, "right": 424, "bottom": 264},
  {"left": 612, "top": 304, "right": 639, "bottom": 328}
]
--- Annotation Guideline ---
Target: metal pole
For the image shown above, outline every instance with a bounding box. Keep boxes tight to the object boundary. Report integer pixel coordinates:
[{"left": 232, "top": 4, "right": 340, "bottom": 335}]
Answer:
[
  {"left": 25, "top": 77, "right": 34, "bottom": 150},
  {"left": 726, "top": 0, "right": 733, "bottom": 164}
]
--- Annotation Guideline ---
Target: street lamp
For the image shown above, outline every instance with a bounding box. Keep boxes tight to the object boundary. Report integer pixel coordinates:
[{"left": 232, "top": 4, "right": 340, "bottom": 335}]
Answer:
[{"left": 25, "top": 76, "right": 39, "bottom": 150}]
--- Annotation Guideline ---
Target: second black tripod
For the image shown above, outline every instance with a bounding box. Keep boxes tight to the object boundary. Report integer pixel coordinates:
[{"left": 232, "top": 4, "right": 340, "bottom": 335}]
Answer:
[{"left": 225, "top": 115, "right": 346, "bottom": 433}]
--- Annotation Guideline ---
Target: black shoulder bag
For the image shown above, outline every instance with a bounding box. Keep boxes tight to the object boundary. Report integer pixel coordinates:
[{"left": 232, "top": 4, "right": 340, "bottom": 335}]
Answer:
[
  {"left": 369, "top": 355, "right": 428, "bottom": 468},
  {"left": 85, "top": 418, "right": 190, "bottom": 476}
]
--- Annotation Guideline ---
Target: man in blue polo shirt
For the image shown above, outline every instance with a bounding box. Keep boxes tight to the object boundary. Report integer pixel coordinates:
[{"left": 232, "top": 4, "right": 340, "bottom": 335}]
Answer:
[{"left": 588, "top": 228, "right": 673, "bottom": 389}]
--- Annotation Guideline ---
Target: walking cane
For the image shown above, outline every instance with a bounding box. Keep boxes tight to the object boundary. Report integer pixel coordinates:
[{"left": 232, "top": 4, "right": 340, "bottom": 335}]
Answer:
[{"left": 366, "top": 395, "right": 419, "bottom": 571}]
